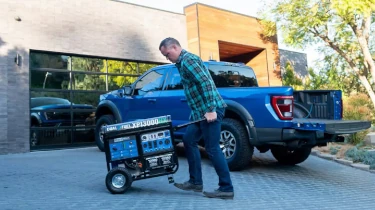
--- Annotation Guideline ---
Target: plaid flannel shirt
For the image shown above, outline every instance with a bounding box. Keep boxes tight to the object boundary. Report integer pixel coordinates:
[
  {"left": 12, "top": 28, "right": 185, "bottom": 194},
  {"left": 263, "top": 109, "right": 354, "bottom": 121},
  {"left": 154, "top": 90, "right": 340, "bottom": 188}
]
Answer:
[{"left": 175, "top": 49, "right": 227, "bottom": 121}]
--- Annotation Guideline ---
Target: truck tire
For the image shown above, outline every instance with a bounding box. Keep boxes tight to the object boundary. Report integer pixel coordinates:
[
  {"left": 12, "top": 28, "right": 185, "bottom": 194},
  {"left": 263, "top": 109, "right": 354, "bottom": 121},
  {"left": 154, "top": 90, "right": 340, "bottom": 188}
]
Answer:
[
  {"left": 95, "top": 114, "right": 115, "bottom": 152},
  {"left": 221, "top": 118, "right": 254, "bottom": 171},
  {"left": 271, "top": 146, "right": 311, "bottom": 165}
]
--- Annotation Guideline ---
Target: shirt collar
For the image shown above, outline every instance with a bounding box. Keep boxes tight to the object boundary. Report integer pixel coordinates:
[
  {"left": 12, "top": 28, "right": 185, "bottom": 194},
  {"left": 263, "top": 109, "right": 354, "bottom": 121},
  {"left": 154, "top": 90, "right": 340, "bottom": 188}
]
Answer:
[{"left": 176, "top": 49, "right": 187, "bottom": 64}]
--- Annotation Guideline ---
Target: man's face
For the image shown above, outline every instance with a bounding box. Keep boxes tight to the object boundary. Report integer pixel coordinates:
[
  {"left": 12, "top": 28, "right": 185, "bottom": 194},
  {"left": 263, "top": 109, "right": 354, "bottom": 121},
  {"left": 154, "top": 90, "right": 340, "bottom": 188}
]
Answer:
[{"left": 160, "top": 45, "right": 180, "bottom": 63}]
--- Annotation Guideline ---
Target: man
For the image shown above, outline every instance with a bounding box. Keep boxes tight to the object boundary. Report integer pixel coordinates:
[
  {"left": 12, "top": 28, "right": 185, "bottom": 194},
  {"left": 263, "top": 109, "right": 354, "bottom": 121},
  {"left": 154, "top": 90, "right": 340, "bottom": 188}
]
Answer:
[{"left": 159, "top": 37, "right": 234, "bottom": 199}]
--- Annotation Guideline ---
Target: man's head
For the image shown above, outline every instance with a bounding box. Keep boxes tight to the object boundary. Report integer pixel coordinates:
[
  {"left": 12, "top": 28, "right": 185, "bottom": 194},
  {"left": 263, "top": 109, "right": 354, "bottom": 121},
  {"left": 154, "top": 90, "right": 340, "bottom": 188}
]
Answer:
[{"left": 159, "top": 37, "right": 182, "bottom": 63}]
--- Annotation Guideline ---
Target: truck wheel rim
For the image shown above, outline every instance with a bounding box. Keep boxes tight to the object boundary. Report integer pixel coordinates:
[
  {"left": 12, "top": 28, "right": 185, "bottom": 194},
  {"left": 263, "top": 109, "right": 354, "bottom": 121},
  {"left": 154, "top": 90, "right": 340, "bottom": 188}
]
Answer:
[
  {"left": 112, "top": 174, "right": 126, "bottom": 188},
  {"left": 30, "top": 131, "right": 38, "bottom": 147},
  {"left": 220, "top": 130, "right": 236, "bottom": 159}
]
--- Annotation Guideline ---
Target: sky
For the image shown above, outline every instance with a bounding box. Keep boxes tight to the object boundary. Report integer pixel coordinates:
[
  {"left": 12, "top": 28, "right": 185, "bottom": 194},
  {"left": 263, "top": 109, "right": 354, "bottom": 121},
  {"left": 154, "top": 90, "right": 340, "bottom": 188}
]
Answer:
[{"left": 118, "top": 0, "right": 321, "bottom": 68}]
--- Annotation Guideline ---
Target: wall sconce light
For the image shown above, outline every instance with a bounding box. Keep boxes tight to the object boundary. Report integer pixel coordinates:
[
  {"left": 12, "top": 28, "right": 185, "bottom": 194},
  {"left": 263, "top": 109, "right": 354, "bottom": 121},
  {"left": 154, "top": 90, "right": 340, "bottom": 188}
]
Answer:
[
  {"left": 14, "top": 16, "right": 21, "bottom": 21},
  {"left": 14, "top": 53, "right": 21, "bottom": 66}
]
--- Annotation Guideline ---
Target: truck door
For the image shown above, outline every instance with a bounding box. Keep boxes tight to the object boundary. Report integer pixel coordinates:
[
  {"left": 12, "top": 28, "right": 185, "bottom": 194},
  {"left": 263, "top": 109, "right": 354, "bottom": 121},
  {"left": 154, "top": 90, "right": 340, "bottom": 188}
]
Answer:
[
  {"left": 158, "top": 67, "right": 191, "bottom": 135},
  {"left": 125, "top": 68, "right": 167, "bottom": 121}
]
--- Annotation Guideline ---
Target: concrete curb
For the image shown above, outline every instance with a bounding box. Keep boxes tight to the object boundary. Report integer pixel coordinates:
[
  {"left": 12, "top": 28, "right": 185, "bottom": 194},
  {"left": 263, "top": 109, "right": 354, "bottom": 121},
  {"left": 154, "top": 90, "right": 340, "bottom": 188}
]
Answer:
[{"left": 311, "top": 149, "right": 374, "bottom": 173}]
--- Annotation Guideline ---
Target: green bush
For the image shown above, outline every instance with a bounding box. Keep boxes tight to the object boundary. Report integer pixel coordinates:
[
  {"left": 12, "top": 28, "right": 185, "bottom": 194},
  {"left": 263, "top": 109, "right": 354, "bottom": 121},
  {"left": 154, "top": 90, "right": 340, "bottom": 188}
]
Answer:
[
  {"left": 344, "top": 147, "right": 375, "bottom": 166},
  {"left": 342, "top": 93, "right": 373, "bottom": 144},
  {"left": 329, "top": 145, "right": 340, "bottom": 155}
]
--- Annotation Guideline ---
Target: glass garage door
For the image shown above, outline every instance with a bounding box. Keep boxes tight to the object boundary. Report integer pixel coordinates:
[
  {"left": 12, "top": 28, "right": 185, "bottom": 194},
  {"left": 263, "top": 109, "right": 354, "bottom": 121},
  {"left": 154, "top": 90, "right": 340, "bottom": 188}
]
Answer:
[{"left": 29, "top": 51, "right": 161, "bottom": 150}]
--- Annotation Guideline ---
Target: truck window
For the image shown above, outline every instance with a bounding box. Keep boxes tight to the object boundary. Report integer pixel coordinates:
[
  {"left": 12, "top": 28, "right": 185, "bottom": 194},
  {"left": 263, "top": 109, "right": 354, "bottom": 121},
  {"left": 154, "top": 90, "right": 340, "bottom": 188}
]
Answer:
[
  {"left": 208, "top": 65, "right": 258, "bottom": 87},
  {"left": 134, "top": 69, "right": 166, "bottom": 95},
  {"left": 164, "top": 67, "right": 183, "bottom": 90}
]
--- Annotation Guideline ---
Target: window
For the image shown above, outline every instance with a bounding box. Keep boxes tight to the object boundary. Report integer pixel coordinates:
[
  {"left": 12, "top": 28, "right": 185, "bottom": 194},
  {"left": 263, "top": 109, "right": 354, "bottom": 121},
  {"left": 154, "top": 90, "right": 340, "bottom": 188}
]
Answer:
[
  {"left": 139, "top": 63, "right": 159, "bottom": 74},
  {"left": 71, "top": 56, "right": 105, "bottom": 72},
  {"left": 72, "top": 73, "right": 106, "bottom": 91},
  {"left": 134, "top": 69, "right": 166, "bottom": 95},
  {"left": 208, "top": 65, "right": 258, "bottom": 87},
  {"left": 30, "top": 71, "right": 70, "bottom": 89},
  {"left": 164, "top": 67, "right": 183, "bottom": 90},
  {"left": 108, "top": 75, "right": 138, "bottom": 90},
  {"left": 29, "top": 51, "right": 163, "bottom": 149},
  {"left": 30, "top": 53, "right": 70, "bottom": 70}
]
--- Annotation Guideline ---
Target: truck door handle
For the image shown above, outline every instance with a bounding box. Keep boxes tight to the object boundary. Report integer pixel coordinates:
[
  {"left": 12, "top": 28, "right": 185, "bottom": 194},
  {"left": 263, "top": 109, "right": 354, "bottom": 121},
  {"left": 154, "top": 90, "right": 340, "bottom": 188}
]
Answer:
[
  {"left": 180, "top": 98, "right": 187, "bottom": 102},
  {"left": 148, "top": 99, "right": 157, "bottom": 103}
]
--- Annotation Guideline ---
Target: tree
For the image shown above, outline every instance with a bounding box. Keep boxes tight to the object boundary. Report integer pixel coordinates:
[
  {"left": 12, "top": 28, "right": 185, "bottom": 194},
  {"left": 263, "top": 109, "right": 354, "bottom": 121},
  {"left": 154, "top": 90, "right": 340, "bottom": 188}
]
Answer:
[
  {"left": 100, "top": 60, "right": 158, "bottom": 90},
  {"left": 282, "top": 61, "right": 304, "bottom": 90},
  {"left": 259, "top": 0, "right": 375, "bottom": 108}
]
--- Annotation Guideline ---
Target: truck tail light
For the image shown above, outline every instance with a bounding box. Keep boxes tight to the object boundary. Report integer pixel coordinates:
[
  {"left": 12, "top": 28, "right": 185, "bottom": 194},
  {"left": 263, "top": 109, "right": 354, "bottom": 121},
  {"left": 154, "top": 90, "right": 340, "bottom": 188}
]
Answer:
[{"left": 271, "top": 96, "right": 294, "bottom": 120}]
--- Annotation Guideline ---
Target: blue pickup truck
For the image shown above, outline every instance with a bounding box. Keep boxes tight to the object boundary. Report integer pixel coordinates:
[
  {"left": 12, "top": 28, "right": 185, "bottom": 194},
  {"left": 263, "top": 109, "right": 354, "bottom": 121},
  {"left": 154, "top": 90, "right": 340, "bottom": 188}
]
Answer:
[{"left": 94, "top": 61, "right": 371, "bottom": 171}]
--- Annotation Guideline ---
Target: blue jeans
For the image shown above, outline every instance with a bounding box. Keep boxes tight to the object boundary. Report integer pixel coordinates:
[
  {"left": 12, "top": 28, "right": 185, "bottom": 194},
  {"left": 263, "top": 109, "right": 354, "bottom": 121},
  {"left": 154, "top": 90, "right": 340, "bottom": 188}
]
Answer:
[{"left": 182, "top": 108, "right": 233, "bottom": 192}]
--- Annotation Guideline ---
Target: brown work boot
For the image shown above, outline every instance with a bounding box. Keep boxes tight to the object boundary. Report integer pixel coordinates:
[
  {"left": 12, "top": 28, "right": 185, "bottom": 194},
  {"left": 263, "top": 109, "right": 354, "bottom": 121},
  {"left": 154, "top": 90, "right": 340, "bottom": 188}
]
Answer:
[
  {"left": 203, "top": 189, "right": 234, "bottom": 199},
  {"left": 174, "top": 181, "right": 203, "bottom": 192}
]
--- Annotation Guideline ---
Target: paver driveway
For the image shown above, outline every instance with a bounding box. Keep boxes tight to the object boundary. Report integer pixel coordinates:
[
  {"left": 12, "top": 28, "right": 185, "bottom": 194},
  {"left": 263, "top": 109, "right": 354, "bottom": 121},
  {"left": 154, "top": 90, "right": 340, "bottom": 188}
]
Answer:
[{"left": 0, "top": 146, "right": 374, "bottom": 210}]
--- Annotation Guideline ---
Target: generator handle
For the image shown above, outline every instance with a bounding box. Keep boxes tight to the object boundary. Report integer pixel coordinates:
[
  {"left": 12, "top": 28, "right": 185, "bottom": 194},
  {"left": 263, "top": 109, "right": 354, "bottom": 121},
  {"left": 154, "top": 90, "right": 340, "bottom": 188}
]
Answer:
[{"left": 173, "top": 118, "right": 206, "bottom": 131}]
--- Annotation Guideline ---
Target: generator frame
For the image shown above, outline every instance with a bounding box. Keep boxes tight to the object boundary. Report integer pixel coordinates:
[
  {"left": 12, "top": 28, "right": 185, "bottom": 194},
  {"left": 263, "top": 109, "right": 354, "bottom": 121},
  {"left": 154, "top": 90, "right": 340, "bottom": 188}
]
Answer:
[{"left": 101, "top": 115, "right": 201, "bottom": 194}]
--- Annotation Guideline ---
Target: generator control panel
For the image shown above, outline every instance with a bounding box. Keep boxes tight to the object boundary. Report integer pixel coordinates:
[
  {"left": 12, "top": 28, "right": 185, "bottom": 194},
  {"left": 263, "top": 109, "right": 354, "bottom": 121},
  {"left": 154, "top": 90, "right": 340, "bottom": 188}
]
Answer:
[
  {"left": 141, "top": 129, "right": 173, "bottom": 156},
  {"left": 108, "top": 135, "right": 139, "bottom": 161}
]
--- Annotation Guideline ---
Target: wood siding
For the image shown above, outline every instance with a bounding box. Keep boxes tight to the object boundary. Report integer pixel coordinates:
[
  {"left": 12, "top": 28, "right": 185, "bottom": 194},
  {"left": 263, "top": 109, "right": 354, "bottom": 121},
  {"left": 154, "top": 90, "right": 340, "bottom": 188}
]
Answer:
[{"left": 184, "top": 3, "right": 281, "bottom": 86}]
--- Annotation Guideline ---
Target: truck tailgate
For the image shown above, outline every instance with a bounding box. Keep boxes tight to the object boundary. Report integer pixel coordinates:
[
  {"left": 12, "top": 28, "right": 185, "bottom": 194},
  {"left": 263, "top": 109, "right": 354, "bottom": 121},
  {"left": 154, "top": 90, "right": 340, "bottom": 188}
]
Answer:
[{"left": 292, "top": 119, "right": 371, "bottom": 134}]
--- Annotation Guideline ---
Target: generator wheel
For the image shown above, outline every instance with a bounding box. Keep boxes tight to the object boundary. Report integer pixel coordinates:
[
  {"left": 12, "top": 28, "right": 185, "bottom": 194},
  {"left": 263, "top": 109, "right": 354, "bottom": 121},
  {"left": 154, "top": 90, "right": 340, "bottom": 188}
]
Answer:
[{"left": 105, "top": 167, "right": 133, "bottom": 194}]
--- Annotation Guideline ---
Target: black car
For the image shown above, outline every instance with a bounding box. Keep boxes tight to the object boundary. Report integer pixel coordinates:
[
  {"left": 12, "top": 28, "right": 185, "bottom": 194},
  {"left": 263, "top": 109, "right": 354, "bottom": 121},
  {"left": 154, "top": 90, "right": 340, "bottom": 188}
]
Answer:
[{"left": 30, "top": 97, "right": 95, "bottom": 146}]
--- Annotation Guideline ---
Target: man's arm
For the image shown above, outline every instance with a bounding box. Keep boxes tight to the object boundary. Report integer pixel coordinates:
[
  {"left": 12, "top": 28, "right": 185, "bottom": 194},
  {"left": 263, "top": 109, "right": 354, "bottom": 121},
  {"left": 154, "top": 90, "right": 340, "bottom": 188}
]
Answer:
[{"left": 183, "top": 56, "right": 216, "bottom": 113}]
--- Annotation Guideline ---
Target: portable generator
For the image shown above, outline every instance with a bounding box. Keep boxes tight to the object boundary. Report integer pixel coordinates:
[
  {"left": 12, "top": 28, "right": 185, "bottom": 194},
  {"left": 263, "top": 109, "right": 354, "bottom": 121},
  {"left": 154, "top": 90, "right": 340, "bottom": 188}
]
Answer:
[{"left": 101, "top": 115, "right": 202, "bottom": 194}]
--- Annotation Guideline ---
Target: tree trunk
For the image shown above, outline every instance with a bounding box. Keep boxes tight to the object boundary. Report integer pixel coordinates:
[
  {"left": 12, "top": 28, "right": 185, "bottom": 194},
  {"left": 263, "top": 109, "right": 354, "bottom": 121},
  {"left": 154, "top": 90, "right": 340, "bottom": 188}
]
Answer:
[
  {"left": 358, "top": 37, "right": 375, "bottom": 81},
  {"left": 358, "top": 75, "right": 375, "bottom": 110},
  {"left": 318, "top": 34, "right": 375, "bottom": 110}
]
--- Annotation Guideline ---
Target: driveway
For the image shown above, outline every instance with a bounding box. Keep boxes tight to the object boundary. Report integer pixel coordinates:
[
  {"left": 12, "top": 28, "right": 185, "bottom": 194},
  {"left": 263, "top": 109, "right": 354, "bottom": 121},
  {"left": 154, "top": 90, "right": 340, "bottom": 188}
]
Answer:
[{"left": 0, "top": 147, "right": 374, "bottom": 210}]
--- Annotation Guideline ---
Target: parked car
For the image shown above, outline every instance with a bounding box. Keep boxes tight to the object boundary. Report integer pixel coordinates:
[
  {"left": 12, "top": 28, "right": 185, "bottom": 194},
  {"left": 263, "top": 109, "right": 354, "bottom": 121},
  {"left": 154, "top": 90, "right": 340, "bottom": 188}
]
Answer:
[
  {"left": 30, "top": 97, "right": 95, "bottom": 146},
  {"left": 94, "top": 61, "right": 371, "bottom": 171}
]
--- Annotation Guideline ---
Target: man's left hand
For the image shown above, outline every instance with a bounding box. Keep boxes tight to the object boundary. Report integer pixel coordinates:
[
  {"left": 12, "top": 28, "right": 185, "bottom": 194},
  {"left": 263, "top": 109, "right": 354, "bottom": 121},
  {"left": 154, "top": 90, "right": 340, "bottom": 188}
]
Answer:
[{"left": 204, "top": 112, "right": 217, "bottom": 123}]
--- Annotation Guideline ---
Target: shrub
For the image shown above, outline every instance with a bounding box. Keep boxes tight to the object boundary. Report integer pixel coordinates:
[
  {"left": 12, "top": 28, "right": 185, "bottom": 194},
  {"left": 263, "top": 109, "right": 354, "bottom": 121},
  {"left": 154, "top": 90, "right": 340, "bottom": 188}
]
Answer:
[
  {"left": 329, "top": 145, "right": 340, "bottom": 155},
  {"left": 342, "top": 93, "right": 373, "bottom": 144},
  {"left": 344, "top": 147, "right": 375, "bottom": 166}
]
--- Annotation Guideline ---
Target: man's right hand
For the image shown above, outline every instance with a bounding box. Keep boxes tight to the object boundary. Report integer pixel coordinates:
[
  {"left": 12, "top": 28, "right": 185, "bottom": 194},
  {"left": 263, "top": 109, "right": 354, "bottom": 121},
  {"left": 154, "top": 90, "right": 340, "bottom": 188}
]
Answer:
[{"left": 204, "top": 112, "right": 217, "bottom": 123}]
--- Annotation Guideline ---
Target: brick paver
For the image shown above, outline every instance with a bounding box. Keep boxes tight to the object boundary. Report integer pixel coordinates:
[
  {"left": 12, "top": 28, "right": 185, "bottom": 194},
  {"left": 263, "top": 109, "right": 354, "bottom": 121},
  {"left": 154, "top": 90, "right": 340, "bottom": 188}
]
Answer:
[{"left": 0, "top": 147, "right": 374, "bottom": 210}]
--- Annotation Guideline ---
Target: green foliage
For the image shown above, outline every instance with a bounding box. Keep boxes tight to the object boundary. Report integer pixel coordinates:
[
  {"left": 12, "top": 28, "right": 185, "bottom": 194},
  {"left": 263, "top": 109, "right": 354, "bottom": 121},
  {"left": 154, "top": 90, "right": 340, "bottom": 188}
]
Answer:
[
  {"left": 342, "top": 93, "right": 373, "bottom": 144},
  {"left": 260, "top": 0, "right": 375, "bottom": 49},
  {"left": 345, "top": 147, "right": 375, "bottom": 166},
  {"left": 102, "top": 60, "right": 158, "bottom": 90},
  {"left": 329, "top": 145, "right": 341, "bottom": 155},
  {"left": 303, "top": 68, "right": 327, "bottom": 90},
  {"left": 282, "top": 61, "right": 304, "bottom": 89},
  {"left": 303, "top": 51, "right": 366, "bottom": 96},
  {"left": 259, "top": 0, "right": 375, "bottom": 108}
]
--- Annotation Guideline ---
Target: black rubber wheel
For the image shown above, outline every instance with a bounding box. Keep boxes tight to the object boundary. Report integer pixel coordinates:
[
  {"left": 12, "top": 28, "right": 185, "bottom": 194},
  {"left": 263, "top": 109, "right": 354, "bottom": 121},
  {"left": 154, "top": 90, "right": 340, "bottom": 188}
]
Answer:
[
  {"left": 271, "top": 146, "right": 312, "bottom": 165},
  {"left": 30, "top": 128, "right": 39, "bottom": 147},
  {"left": 105, "top": 167, "right": 133, "bottom": 194},
  {"left": 95, "top": 115, "right": 115, "bottom": 152},
  {"left": 220, "top": 118, "right": 254, "bottom": 171}
]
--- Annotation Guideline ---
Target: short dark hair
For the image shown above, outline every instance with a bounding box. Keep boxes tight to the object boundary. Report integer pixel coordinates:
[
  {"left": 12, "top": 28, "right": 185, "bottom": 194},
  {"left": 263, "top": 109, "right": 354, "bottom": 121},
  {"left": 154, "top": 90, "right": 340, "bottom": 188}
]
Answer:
[{"left": 159, "top": 37, "right": 180, "bottom": 50}]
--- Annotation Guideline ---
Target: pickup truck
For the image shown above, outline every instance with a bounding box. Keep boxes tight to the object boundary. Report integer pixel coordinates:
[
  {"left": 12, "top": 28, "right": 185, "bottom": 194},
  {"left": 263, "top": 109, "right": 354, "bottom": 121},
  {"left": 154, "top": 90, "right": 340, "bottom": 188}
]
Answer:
[{"left": 94, "top": 61, "right": 371, "bottom": 171}]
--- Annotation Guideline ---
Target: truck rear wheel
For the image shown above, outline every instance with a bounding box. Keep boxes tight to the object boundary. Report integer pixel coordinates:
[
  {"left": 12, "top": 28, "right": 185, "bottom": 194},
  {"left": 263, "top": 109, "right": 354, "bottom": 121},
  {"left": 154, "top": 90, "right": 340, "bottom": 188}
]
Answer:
[
  {"left": 271, "top": 146, "right": 311, "bottom": 165},
  {"left": 95, "top": 114, "right": 115, "bottom": 152},
  {"left": 221, "top": 118, "right": 253, "bottom": 171}
]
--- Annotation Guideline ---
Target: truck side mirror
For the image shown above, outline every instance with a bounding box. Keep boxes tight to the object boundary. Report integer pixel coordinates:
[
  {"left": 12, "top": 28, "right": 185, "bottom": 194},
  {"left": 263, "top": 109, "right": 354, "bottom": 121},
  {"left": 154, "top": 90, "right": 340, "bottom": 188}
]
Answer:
[{"left": 124, "top": 86, "right": 132, "bottom": 95}]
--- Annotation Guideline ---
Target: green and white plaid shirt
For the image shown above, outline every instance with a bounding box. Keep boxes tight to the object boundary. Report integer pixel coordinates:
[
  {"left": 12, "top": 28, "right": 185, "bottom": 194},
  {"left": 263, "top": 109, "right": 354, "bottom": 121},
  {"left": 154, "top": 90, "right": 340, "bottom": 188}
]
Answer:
[{"left": 175, "top": 49, "right": 227, "bottom": 121}]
